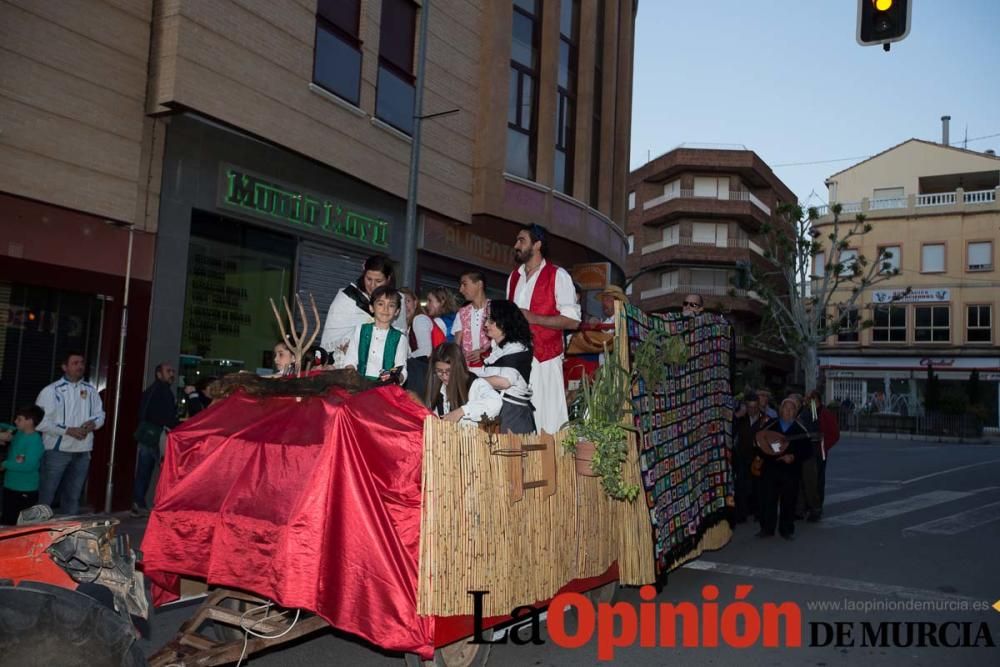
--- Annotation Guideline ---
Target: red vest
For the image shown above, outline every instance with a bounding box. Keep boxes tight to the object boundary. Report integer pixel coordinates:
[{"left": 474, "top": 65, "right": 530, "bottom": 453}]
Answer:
[{"left": 508, "top": 262, "right": 564, "bottom": 363}]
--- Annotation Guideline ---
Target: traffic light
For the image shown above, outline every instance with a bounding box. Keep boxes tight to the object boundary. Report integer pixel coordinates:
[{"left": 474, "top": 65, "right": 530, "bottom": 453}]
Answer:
[{"left": 857, "top": 0, "right": 911, "bottom": 49}]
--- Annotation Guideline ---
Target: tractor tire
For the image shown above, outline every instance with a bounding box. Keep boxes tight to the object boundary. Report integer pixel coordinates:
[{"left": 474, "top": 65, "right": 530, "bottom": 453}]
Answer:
[{"left": 0, "top": 580, "right": 146, "bottom": 667}]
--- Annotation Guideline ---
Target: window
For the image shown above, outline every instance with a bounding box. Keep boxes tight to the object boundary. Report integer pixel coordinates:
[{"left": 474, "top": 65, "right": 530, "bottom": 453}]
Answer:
[
  {"left": 873, "top": 186, "right": 904, "bottom": 200},
  {"left": 872, "top": 305, "right": 906, "bottom": 342},
  {"left": 661, "top": 224, "right": 679, "bottom": 246},
  {"left": 627, "top": 234, "right": 634, "bottom": 254},
  {"left": 628, "top": 191, "right": 635, "bottom": 210},
  {"left": 813, "top": 252, "right": 825, "bottom": 278},
  {"left": 967, "top": 305, "right": 992, "bottom": 342},
  {"left": 837, "top": 249, "right": 858, "bottom": 276},
  {"left": 690, "top": 268, "right": 730, "bottom": 291},
  {"left": 554, "top": 0, "right": 579, "bottom": 194},
  {"left": 588, "top": 0, "right": 605, "bottom": 209},
  {"left": 693, "top": 176, "right": 730, "bottom": 199},
  {"left": 663, "top": 179, "right": 681, "bottom": 199},
  {"left": 878, "top": 245, "right": 900, "bottom": 274},
  {"left": 375, "top": 0, "right": 417, "bottom": 134},
  {"left": 313, "top": 0, "right": 362, "bottom": 105},
  {"left": 506, "top": 1, "right": 541, "bottom": 179},
  {"left": 921, "top": 243, "right": 945, "bottom": 273},
  {"left": 837, "top": 307, "right": 860, "bottom": 343},
  {"left": 967, "top": 241, "right": 993, "bottom": 271},
  {"left": 691, "top": 222, "right": 728, "bottom": 247},
  {"left": 660, "top": 270, "right": 678, "bottom": 290},
  {"left": 915, "top": 305, "right": 950, "bottom": 342}
]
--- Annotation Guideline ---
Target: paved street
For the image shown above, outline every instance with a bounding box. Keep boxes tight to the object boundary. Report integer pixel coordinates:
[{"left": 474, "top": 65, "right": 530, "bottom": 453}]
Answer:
[{"left": 138, "top": 436, "right": 1000, "bottom": 666}]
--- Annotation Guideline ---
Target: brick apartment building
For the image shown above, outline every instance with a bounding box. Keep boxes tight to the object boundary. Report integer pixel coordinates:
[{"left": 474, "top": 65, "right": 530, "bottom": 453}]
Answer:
[{"left": 625, "top": 145, "right": 797, "bottom": 386}]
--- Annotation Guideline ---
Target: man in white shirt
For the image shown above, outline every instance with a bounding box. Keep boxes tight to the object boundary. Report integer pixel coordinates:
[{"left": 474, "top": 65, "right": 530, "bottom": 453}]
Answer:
[
  {"left": 506, "top": 224, "right": 580, "bottom": 434},
  {"left": 36, "top": 351, "right": 106, "bottom": 515}
]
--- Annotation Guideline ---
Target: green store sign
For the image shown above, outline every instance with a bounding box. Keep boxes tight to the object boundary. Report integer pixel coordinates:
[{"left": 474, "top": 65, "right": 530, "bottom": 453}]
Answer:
[{"left": 220, "top": 166, "right": 389, "bottom": 249}]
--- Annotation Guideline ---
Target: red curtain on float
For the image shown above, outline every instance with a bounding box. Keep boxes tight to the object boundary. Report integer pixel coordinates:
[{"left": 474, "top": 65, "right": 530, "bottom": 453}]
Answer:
[{"left": 140, "top": 385, "right": 435, "bottom": 658}]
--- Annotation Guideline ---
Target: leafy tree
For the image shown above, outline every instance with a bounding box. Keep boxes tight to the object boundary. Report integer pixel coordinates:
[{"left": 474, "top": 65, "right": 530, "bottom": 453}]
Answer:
[{"left": 742, "top": 203, "right": 907, "bottom": 392}]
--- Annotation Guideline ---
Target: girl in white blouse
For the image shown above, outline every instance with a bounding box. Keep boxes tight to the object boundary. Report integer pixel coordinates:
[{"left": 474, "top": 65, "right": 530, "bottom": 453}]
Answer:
[{"left": 425, "top": 343, "right": 501, "bottom": 426}]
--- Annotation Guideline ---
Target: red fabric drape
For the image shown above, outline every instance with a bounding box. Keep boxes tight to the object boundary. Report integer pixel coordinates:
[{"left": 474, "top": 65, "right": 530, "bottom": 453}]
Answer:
[{"left": 140, "top": 385, "right": 435, "bottom": 658}]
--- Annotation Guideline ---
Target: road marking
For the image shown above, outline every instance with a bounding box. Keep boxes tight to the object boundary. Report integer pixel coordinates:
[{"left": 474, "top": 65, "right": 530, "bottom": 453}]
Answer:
[
  {"left": 682, "top": 560, "right": 982, "bottom": 603},
  {"left": 899, "top": 458, "right": 1000, "bottom": 484},
  {"left": 823, "top": 490, "right": 974, "bottom": 527},
  {"left": 903, "top": 500, "right": 1000, "bottom": 536},
  {"left": 824, "top": 484, "right": 901, "bottom": 506}
]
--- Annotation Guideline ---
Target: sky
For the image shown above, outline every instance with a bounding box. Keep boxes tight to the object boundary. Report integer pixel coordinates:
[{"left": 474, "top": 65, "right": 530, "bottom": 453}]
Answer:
[{"left": 629, "top": 0, "right": 1000, "bottom": 206}]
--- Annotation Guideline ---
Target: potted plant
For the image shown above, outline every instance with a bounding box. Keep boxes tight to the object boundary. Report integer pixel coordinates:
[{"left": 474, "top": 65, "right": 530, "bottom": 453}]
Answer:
[
  {"left": 564, "top": 349, "right": 638, "bottom": 501},
  {"left": 564, "top": 327, "right": 688, "bottom": 502}
]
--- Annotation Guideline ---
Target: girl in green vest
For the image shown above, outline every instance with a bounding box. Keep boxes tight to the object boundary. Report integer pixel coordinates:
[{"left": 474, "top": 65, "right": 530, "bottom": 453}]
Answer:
[{"left": 344, "top": 285, "right": 409, "bottom": 384}]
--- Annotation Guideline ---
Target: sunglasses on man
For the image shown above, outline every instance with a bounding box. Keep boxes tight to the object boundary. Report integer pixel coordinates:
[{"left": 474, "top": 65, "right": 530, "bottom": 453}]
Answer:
[{"left": 683, "top": 301, "right": 702, "bottom": 308}]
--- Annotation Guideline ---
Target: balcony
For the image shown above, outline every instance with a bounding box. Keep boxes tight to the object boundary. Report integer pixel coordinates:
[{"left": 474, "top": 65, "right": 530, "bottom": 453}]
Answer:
[
  {"left": 637, "top": 188, "right": 773, "bottom": 228},
  {"left": 814, "top": 187, "right": 998, "bottom": 220},
  {"left": 636, "top": 284, "right": 767, "bottom": 318},
  {"left": 628, "top": 233, "right": 770, "bottom": 277}
]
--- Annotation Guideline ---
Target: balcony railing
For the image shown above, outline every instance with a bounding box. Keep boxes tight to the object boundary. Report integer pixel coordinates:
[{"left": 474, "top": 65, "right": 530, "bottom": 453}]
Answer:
[
  {"left": 818, "top": 188, "right": 998, "bottom": 218},
  {"left": 639, "top": 283, "right": 767, "bottom": 304},
  {"left": 641, "top": 235, "right": 766, "bottom": 256},
  {"left": 916, "top": 192, "right": 956, "bottom": 207},
  {"left": 641, "top": 188, "right": 771, "bottom": 215}
]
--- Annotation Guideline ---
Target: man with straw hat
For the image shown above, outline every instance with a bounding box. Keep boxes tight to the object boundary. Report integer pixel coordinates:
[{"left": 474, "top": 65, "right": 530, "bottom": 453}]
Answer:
[{"left": 596, "top": 285, "right": 629, "bottom": 324}]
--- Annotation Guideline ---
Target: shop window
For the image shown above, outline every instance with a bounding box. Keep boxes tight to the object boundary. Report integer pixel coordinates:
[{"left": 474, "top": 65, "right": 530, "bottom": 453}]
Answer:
[
  {"left": 180, "top": 212, "right": 296, "bottom": 383},
  {"left": 554, "top": 0, "right": 579, "bottom": 195},
  {"left": 0, "top": 283, "right": 104, "bottom": 421},
  {"left": 914, "top": 305, "right": 949, "bottom": 343},
  {"left": 872, "top": 305, "right": 906, "bottom": 343},
  {"left": 837, "top": 307, "right": 860, "bottom": 343},
  {"left": 313, "top": 0, "right": 362, "bottom": 105},
  {"left": 967, "top": 304, "right": 991, "bottom": 343},
  {"left": 967, "top": 241, "right": 993, "bottom": 271},
  {"left": 375, "top": 0, "right": 417, "bottom": 134},
  {"left": 878, "top": 245, "right": 900, "bottom": 274},
  {"left": 921, "top": 243, "right": 945, "bottom": 273}
]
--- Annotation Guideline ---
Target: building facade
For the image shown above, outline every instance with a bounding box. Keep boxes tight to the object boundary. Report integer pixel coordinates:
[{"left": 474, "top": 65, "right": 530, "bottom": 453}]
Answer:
[
  {"left": 815, "top": 139, "right": 1000, "bottom": 428},
  {"left": 625, "top": 146, "right": 797, "bottom": 387},
  {"left": 1, "top": 0, "right": 638, "bottom": 508}
]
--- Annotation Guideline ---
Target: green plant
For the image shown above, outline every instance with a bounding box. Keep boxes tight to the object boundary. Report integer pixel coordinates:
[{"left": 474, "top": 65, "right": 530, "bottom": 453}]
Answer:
[
  {"left": 564, "top": 338, "right": 641, "bottom": 502},
  {"left": 633, "top": 329, "right": 688, "bottom": 392}
]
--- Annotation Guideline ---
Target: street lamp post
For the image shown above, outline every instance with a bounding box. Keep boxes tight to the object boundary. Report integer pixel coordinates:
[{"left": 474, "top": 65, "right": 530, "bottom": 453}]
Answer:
[{"left": 400, "top": 0, "right": 431, "bottom": 290}]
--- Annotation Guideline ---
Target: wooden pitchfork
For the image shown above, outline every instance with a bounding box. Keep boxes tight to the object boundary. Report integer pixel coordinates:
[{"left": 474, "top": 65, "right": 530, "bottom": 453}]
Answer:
[{"left": 269, "top": 293, "right": 322, "bottom": 377}]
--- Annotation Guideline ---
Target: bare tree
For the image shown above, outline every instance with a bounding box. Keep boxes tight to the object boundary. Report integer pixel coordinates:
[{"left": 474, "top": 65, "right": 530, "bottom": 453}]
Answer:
[{"left": 742, "top": 202, "right": 907, "bottom": 392}]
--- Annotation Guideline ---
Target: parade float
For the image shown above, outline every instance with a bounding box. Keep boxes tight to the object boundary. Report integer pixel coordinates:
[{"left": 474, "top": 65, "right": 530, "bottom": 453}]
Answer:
[{"left": 0, "top": 300, "right": 737, "bottom": 667}]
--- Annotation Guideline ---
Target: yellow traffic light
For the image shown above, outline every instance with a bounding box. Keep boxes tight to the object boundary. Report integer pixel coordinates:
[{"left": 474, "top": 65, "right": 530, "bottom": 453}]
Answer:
[{"left": 874, "top": 0, "right": 893, "bottom": 10}]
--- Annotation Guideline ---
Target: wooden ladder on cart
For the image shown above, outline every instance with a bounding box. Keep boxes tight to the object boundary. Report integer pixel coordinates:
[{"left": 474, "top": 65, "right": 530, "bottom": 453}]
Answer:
[{"left": 148, "top": 588, "right": 327, "bottom": 666}]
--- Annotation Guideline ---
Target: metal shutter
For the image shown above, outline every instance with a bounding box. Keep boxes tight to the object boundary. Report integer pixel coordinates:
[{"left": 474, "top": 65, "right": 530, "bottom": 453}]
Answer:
[{"left": 295, "top": 242, "right": 368, "bottom": 320}]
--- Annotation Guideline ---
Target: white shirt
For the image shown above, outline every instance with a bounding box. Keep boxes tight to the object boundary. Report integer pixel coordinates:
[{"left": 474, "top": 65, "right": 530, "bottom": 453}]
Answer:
[
  {"left": 410, "top": 313, "right": 434, "bottom": 358},
  {"left": 474, "top": 341, "right": 532, "bottom": 400},
  {"left": 506, "top": 259, "right": 581, "bottom": 324},
  {"left": 344, "top": 323, "right": 409, "bottom": 383},
  {"left": 439, "top": 378, "right": 502, "bottom": 426},
  {"left": 451, "top": 303, "right": 488, "bottom": 349},
  {"left": 36, "top": 377, "right": 107, "bottom": 453},
  {"left": 321, "top": 287, "right": 373, "bottom": 367}
]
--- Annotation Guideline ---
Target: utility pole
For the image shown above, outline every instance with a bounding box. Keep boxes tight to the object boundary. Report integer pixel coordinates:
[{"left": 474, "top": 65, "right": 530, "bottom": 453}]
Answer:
[{"left": 400, "top": 0, "right": 431, "bottom": 290}]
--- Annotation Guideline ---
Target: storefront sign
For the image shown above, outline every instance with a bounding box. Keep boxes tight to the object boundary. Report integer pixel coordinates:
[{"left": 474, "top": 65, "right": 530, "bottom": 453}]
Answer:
[
  {"left": 872, "top": 288, "right": 949, "bottom": 303},
  {"left": 220, "top": 166, "right": 389, "bottom": 249},
  {"left": 571, "top": 262, "right": 611, "bottom": 290},
  {"left": 420, "top": 214, "right": 516, "bottom": 274}
]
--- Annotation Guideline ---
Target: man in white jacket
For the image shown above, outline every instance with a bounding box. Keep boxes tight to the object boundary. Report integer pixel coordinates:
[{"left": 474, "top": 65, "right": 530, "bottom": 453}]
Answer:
[{"left": 36, "top": 351, "right": 106, "bottom": 515}]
